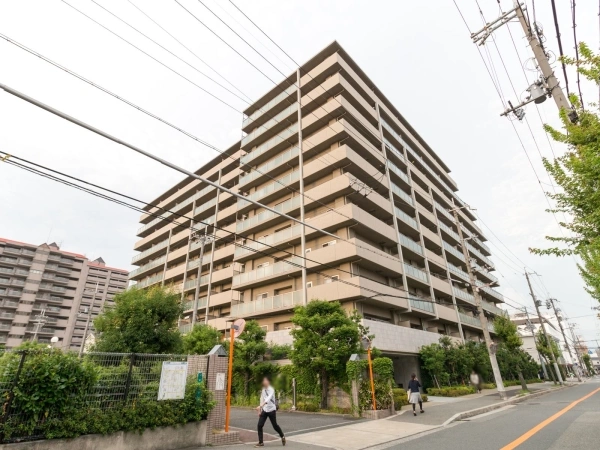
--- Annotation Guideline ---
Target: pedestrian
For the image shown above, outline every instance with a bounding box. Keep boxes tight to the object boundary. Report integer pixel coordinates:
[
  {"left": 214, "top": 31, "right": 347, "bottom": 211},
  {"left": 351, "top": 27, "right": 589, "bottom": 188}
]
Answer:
[
  {"left": 407, "top": 373, "right": 424, "bottom": 416},
  {"left": 255, "top": 376, "right": 285, "bottom": 447},
  {"left": 470, "top": 370, "right": 481, "bottom": 393}
]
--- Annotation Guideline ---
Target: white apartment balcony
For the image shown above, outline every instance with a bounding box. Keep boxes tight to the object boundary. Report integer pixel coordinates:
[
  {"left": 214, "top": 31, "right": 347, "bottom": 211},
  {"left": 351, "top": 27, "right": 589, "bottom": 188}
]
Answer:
[
  {"left": 390, "top": 182, "right": 414, "bottom": 207},
  {"left": 482, "top": 299, "right": 505, "bottom": 316},
  {"left": 241, "top": 103, "right": 298, "bottom": 149},
  {"left": 242, "top": 85, "right": 296, "bottom": 132},
  {"left": 398, "top": 233, "right": 424, "bottom": 259},
  {"left": 438, "top": 221, "right": 460, "bottom": 244},
  {"left": 459, "top": 312, "right": 482, "bottom": 329},
  {"left": 467, "top": 243, "right": 495, "bottom": 269},
  {"left": 430, "top": 275, "right": 453, "bottom": 297},
  {"left": 409, "top": 295, "right": 436, "bottom": 315},
  {"left": 443, "top": 241, "right": 466, "bottom": 264},
  {"left": 403, "top": 263, "right": 429, "bottom": 288},
  {"left": 239, "top": 146, "right": 299, "bottom": 189},
  {"left": 453, "top": 286, "right": 475, "bottom": 305},
  {"left": 129, "top": 256, "right": 166, "bottom": 280},
  {"left": 473, "top": 263, "right": 498, "bottom": 284},
  {"left": 395, "top": 206, "right": 419, "bottom": 234},
  {"left": 232, "top": 256, "right": 303, "bottom": 290},
  {"left": 437, "top": 303, "right": 459, "bottom": 323},
  {"left": 131, "top": 238, "right": 169, "bottom": 265},
  {"left": 240, "top": 123, "right": 298, "bottom": 166},
  {"left": 448, "top": 263, "right": 470, "bottom": 282}
]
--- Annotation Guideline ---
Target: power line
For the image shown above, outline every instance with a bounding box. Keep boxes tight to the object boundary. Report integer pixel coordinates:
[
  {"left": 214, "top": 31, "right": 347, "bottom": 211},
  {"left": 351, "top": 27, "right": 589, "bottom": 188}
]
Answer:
[
  {"left": 571, "top": 0, "right": 584, "bottom": 108},
  {"left": 549, "top": 0, "right": 571, "bottom": 97}
]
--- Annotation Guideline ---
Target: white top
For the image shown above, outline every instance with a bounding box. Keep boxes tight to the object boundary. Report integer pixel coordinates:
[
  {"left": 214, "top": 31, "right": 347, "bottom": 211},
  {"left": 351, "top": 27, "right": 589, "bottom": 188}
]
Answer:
[{"left": 260, "top": 386, "right": 276, "bottom": 413}]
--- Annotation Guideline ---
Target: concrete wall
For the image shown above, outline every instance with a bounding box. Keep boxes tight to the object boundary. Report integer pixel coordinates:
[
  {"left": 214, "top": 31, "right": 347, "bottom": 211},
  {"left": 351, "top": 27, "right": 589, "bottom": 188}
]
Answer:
[
  {"left": 392, "top": 355, "right": 421, "bottom": 389},
  {"left": 0, "top": 421, "right": 206, "bottom": 450},
  {"left": 364, "top": 319, "right": 444, "bottom": 354}
]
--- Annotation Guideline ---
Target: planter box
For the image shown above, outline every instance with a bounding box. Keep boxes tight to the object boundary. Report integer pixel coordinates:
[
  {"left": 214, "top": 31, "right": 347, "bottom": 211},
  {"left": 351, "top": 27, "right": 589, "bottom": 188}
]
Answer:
[
  {"left": 361, "top": 408, "right": 393, "bottom": 420},
  {"left": 0, "top": 421, "right": 207, "bottom": 450}
]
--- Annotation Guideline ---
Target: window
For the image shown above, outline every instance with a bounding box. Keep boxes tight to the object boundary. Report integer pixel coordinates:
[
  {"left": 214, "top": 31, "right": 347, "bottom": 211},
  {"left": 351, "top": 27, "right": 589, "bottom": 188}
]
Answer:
[
  {"left": 256, "top": 292, "right": 268, "bottom": 300},
  {"left": 322, "top": 240, "right": 337, "bottom": 248},
  {"left": 325, "top": 275, "right": 339, "bottom": 284}
]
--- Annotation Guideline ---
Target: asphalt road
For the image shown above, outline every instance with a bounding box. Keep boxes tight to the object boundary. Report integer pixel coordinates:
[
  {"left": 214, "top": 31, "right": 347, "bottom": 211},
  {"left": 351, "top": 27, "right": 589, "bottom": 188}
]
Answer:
[{"left": 380, "top": 379, "right": 600, "bottom": 450}]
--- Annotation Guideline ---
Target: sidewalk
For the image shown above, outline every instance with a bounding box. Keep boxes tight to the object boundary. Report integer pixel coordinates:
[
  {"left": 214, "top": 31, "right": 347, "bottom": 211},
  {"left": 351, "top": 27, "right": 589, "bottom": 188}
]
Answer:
[{"left": 206, "top": 383, "right": 561, "bottom": 450}]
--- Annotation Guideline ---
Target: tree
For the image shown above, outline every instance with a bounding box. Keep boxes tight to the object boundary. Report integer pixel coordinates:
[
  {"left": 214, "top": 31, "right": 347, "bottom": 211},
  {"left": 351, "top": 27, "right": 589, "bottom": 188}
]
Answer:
[
  {"left": 290, "top": 300, "right": 364, "bottom": 409},
  {"left": 582, "top": 354, "right": 595, "bottom": 374},
  {"left": 93, "top": 286, "right": 183, "bottom": 354},
  {"left": 419, "top": 341, "right": 448, "bottom": 388},
  {"left": 529, "top": 42, "right": 600, "bottom": 302},
  {"left": 232, "top": 320, "right": 269, "bottom": 397},
  {"left": 494, "top": 315, "right": 527, "bottom": 390},
  {"left": 182, "top": 324, "right": 221, "bottom": 355}
]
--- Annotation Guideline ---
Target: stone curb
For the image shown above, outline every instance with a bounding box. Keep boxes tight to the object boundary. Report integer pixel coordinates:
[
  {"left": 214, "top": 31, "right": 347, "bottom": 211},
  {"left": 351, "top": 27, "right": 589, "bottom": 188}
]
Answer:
[{"left": 442, "top": 385, "right": 570, "bottom": 426}]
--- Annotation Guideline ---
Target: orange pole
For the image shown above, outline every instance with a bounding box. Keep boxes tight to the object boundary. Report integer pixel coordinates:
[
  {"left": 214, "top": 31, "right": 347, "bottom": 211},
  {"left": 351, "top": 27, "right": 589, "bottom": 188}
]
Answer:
[
  {"left": 225, "top": 325, "right": 235, "bottom": 432},
  {"left": 367, "top": 347, "right": 376, "bottom": 410}
]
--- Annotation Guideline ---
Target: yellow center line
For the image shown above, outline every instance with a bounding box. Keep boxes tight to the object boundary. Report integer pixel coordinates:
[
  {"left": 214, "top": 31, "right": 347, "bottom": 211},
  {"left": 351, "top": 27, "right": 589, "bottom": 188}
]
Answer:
[{"left": 500, "top": 386, "right": 600, "bottom": 450}]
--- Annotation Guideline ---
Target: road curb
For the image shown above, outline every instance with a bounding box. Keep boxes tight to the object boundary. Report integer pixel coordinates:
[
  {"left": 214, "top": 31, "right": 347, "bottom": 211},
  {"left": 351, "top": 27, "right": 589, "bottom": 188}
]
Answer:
[{"left": 442, "top": 385, "right": 570, "bottom": 426}]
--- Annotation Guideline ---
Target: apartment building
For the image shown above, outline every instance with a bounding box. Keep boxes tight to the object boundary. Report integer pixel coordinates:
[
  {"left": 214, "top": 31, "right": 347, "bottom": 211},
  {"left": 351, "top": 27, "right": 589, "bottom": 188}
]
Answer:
[
  {"left": 0, "top": 238, "right": 128, "bottom": 350},
  {"left": 130, "top": 42, "right": 505, "bottom": 382}
]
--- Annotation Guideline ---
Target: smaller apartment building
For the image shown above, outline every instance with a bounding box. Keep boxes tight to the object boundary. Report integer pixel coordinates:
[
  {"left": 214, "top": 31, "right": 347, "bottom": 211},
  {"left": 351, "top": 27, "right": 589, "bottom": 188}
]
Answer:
[
  {"left": 0, "top": 238, "right": 128, "bottom": 350},
  {"left": 130, "top": 42, "right": 506, "bottom": 384}
]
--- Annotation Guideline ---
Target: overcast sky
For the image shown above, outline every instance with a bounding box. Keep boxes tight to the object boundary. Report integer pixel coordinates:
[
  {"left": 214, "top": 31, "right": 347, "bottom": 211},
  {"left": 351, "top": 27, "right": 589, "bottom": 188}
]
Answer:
[{"left": 1, "top": 0, "right": 598, "bottom": 347}]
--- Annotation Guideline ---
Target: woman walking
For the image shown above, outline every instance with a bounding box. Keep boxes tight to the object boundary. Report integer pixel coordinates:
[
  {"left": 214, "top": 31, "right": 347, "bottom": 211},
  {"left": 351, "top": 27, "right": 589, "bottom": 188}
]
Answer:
[{"left": 407, "top": 373, "right": 424, "bottom": 416}]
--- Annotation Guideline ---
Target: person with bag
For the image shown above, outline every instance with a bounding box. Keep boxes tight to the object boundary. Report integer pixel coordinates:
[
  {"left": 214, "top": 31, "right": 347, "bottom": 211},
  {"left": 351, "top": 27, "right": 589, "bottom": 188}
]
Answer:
[
  {"left": 255, "top": 376, "right": 285, "bottom": 447},
  {"left": 407, "top": 373, "right": 424, "bottom": 416}
]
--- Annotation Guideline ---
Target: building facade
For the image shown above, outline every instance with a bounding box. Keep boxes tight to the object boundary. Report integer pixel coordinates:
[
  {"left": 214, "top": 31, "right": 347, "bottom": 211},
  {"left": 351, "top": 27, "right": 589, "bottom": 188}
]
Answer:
[
  {"left": 0, "top": 238, "right": 128, "bottom": 350},
  {"left": 130, "top": 42, "right": 505, "bottom": 384}
]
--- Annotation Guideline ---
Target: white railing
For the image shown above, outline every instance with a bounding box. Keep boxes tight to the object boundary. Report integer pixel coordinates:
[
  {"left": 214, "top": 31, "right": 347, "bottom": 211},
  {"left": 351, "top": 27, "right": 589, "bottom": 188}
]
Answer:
[
  {"left": 233, "top": 256, "right": 302, "bottom": 286},
  {"left": 387, "top": 160, "right": 409, "bottom": 184},
  {"left": 391, "top": 183, "right": 414, "bottom": 206},
  {"left": 129, "top": 256, "right": 166, "bottom": 278},
  {"left": 135, "top": 273, "right": 164, "bottom": 289},
  {"left": 399, "top": 233, "right": 423, "bottom": 255},
  {"left": 404, "top": 264, "right": 428, "bottom": 283},
  {"left": 232, "top": 290, "right": 303, "bottom": 316},
  {"left": 443, "top": 241, "right": 466, "bottom": 261},
  {"left": 236, "top": 196, "right": 301, "bottom": 233},
  {"left": 240, "top": 122, "right": 298, "bottom": 159},
  {"left": 238, "top": 170, "right": 300, "bottom": 208},
  {"left": 239, "top": 146, "right": 299, "bottom": 186},
  {"left": 241, "top": 103, "right": 298, "bottom": 146},
  {"left": 235, "top": 224, "right": 302, "bottom": 257},
  {"left": 242, "top": 85, "right": 296, "bottom": 128},
  {"left": 452, "top": 286, "right": 475, "bottom": 304},
  {"left": 409, "top": 296, "right": 435, "bottom": 313},
  {"left": 395, "top": 207, "right": 419, "bottom": 230},
  {"left": 459, "top": 312, "right": 481, "bottom": 328},
  {"left": 131, "top": 238, "right": 169, "bottom": 264}
]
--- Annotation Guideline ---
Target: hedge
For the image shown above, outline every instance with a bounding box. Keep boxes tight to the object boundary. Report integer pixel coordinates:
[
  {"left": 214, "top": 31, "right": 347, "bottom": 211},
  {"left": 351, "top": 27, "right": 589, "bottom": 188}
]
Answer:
[
  {"left": 392, "top": 388, "right": 428, "bottom": 409},
  {"left": 426, "top": 386, "right": 475, "bottom": 397}
]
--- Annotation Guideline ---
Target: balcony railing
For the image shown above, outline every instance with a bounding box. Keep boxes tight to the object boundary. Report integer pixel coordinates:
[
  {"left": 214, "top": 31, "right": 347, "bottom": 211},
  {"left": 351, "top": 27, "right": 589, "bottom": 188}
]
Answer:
[
  {"left": 129, "top": 256, "right": 166, "bottom": 279},
  {"left": 194, "top": 197, "right": 218, "bottom": 216},
  {"left": 481, "top": 299, "right": 505, "bottom": 316},
  {"left": 183, "top": 274, "right": 210, "bottom": 291},
  {"left": 0, "top": 268, "right": 14, "bottom": 275},
  {"left": 467, "top": 243, "right": 495, "bottom": 268},
  {"left": 135, "top": 273, "right": 164, "bottom": 289},
  {"left": 232, "top": 289, "right": 303, "bottom": 317},
  {"left": 239, "top": 146, "right": 299, "bottom": 186},
  {"left": 443, "top": 241, "right": 466, "bottom": 262},
  {"left": 137, "top": 184, "right": 215, "bottom": 235},
  {"left": 473, "top": 263, "right": 498, "bottom": 283},
  {"left": 243, "top": 85, "right": 297, "bottom": 128},
  {"left": 241, "top": 103, "right": 298, "bottom": 147},
  {"left": 459, "top": 312, "right": 481, "bottom": 328},
  {"left": 387, "top": 160, "right": 409, "bottom": 184},
  {"left": 0, "top": 313, "right": 15, "bottom": 319},
  {"left": 434, "top": 202, "right": 455, "bottom": 222},
  {"left": 0, "top": 256, "right": 17, "bottom": 264},
  {"left": 237, "top": 196, "right": 301, "bottom": 233},
  {"left": 395, "top": 207, "right": 419, "bottom": 230},
  {"left": 233, "top": 256, "right": 302, "bottom": 286},
  {"left": 438, "top": 221, "right": 460, "bottom": 242},
  {"left": 409, "top": 296, "right": 435, "bottom": 313},
  {"left": 403, "top": 264, "right": 428, "bottom": 283},
  {"left": 131, "top": 238, "right": 169, "bottom": 264},
  {"left": 235, "top": 224, "right": 302, "bottom": 258},
  {"left": 238, "top": 170, "right": 300, "bottom": 208},
  {"left": 6, "top": 290, "right": 22, "bottom": 297},
  {"left": 452, "top": 286, "right": 475, "bottom": 304},
  {"left": 383, "top": 137, "right": 406, "bottom": 162},
  {"left": 399, "top": 233, "right": 423, "bottom": 256},
  {"left": 448, "top": 263, "right": 470, "bottom": 281},
  {"left": 241, "top": 123, "right": 298, "bottom": 160},
  {"left": 0, "top": 300, "right": 18, "bottom": 308},
  {"left": 390, "top": 183, "right": 413, "bottom": 206}
]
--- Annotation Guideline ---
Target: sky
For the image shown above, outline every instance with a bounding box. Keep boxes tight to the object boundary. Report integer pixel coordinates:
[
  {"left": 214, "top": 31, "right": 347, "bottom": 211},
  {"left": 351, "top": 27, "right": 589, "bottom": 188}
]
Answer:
[{"left": 1, "top": 0, "right": 599, "bottom": 347}]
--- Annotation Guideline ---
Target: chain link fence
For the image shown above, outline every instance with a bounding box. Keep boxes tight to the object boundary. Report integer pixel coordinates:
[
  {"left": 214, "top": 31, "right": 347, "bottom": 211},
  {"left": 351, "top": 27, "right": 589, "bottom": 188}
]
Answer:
[{"left": 0, "top": 350, "right": 207, "bottom": 443}]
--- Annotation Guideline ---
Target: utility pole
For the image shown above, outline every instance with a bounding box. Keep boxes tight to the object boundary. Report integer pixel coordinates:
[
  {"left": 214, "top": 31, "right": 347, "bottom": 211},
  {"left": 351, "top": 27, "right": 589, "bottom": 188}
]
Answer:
[
  {"left": 568, "top": 324, "right": 586, "bottom": 376},
  {"left": 525, "top": 271, "right": 563, "bottom": 384},
  {"left": 471, "top": 2, "right": 577, "bottom": 123},
  {"left": 452, "top": 206, "right": 506, "bottom": 399},
  {"left": 522, "top": 306, "right": 549, "bottom": 379},
  {"left": 79, "top": 281, "right": 100, "bottom": 357},
  {"left": 191, "top": 233, "right": 211, "bottom": 326},
  {"left": 549, "top": 298, "right": 581, "bottom": 381},
  {"left": 32, "top": 309, "right": 48, "bottom": 342}
]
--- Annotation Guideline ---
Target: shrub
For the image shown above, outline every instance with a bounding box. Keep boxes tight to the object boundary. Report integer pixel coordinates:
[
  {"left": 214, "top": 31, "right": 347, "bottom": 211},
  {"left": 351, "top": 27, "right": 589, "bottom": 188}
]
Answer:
[{"left": 427, "top": 386, "right": 475, "bottom": 397}]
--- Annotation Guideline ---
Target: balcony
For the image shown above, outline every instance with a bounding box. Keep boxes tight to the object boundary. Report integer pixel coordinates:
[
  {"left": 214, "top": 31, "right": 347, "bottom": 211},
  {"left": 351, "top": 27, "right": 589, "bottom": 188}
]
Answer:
[
  {"left": 459, "top": 312, "right": 482, "bottom": 329},
  {"left": 235, "top": 223, "right": 303, "bottom": 259},
  {"left": 129, "top": 256, "right": 166, "bottom": 279},
  {"left": 239, "top": 146, "right": 299, "bottom": 187},
  {"left": 399, "top": 233, "right": 423, "bottom": 256},
  {"left": 395, "top": 207, "right": 419, "bottom": 231},
  {"left": 238, "top": 170, "right": 300, "bottom": 210},
  {"left": 132, "top": 238, "right": 169, "bottom": 264},
  {"left": 237, "top": 196, "right": 301, "bottom": 233},
  {"left": 0, "top": 300, "right": 18, "bottom": 308},
  {"left": 390, "top": 182, "right": 414, "bottom": 206},
  {"left": 383, "top": 137, "right": 406, "bottom": 163},
  {"left": 481, "top": 299, "right": 505, "bottom": 316},
  {"left": 448, "top": 263, "right": 470, "bottom": 282},
  {"left": 135, "top": 273, "right": 164, "bottom": 289},
  {"left": 41, "top": 274, "right": 69, "bottom": 284},
  {"left": 409, "top": 295, "right": 435, "bottom": 314},
  {"left": 232, "top": 256, "right": 303, "bottom": 288},
  {"left": 467, "top": 243, "right": 495, "bottom": 269},
  {"left": 434, "top": 202, "right": 455, "bottom": 222},
  {"left": 232, "top": 289, "right": 303, "bottom": 317},
  {"left": 242, "top": 85, "right": 296, "bottom": 129},
  {"left": 403, "top": 264, "right": 429, "bottom": 283},
  {"left": 443, "top": 241, "right": 465, "bottom": 262},
  {"left": 45, "top": 264, "right": 71, "bottom": 274},
  {"left": 387, "top": 160, "right": 409, "bottom": 184},
  {"left": 452, "top": 286, "right": 475, "bottom": 304},
  {"left": 438, "top": 221, "right": 460, "bottom": 243},
  {"left": 25, "top": 326, "right": 55, "bottom": 334},
  {"left": 6, "top": 289, "right": 22, "bottom": 297},
  {"left": 193, "top": 197, "right": 218, "bottom": 217},
  {"left": 36, "top": 294, "right": 64, "bottom": 303},
  {"left": 0, "top": 267, "right": 14, "bottom": 275},
  {"left": 473, "top": 263, "right": 498, "bottom": 284},
  {"left": 39, "top": 283, "right": 66, "bottom": 293},
  {"left": 0, "top": 312, "right": 15, "bottom": 320},
  {"left": 241, "top": 103, "right": 298, "bottom": 148},
  {"left": 240, "top": 123, "right": 298, "bottom": 162}
]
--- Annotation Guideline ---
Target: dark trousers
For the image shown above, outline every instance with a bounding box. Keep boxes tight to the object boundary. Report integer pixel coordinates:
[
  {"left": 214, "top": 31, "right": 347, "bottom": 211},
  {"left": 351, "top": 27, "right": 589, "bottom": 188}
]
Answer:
[{"left": 257, "top": 410, "right": 284, "bottom": 443}]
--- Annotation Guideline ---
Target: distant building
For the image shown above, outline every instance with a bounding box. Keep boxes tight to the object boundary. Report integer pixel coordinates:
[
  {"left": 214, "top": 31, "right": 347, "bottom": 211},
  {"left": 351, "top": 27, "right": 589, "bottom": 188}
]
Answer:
[
  {"left": 511, "top": 311, "right": 575, "bottom": 366},
  {"left": 0, "top": 238, "right": 128, "bottom": 350}
]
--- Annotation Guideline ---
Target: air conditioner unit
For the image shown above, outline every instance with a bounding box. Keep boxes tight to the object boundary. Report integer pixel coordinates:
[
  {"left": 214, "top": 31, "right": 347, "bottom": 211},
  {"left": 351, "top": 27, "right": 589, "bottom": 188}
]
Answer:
[{"left": 242, "top": 214, "right": 248, "bottom": 220}]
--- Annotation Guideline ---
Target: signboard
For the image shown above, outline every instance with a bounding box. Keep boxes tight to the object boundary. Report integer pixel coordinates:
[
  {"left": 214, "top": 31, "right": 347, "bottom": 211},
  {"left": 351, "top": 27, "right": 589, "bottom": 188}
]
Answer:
[
  {"left": 216, "top": 372, "right": 225, "bottom": 391},
  {"left": 158, "top": 361, "right": 188, "bottom": 400}
]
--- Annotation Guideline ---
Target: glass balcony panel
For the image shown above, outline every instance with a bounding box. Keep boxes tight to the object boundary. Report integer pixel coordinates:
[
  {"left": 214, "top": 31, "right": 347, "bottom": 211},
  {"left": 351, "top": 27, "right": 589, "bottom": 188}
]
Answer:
[
  {"left": 403, "top": 263, "right": 428, "bottom": 283},
  {"left": 240, "top": 146, "right": 299, "bottom": 186},
  {"left": 395, "top": 207, "right": 419, "bottom": 230},
  {"left": 241, "top": 103, "right": 298, "bottom": 147}
]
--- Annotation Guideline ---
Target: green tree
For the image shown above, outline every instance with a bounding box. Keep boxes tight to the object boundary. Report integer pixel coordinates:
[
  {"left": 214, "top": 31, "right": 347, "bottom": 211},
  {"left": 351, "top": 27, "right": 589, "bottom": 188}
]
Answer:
[
  {"left": 290, "top": 300, "right": 364, "bottom": 409},
  {"left": 419, "top": 340, "right": 448, "bottom": 388},
  {"left": 494, "top": 315, "right": 527, "bottom": 390},
  {"left": 93, "top": 286, "right": 183, "bottom": 354},
  {"left": 183, "top": 324, "right": 221, "bottom": 355},
  {"left": 232, "top": 320, "right": 269, "bottom": 397},
  {"left": 529, "top": 42, "right": 600, "bottom": 302},
  {"left": 582, "top": 353, "right": 595, "bottom": 374}
]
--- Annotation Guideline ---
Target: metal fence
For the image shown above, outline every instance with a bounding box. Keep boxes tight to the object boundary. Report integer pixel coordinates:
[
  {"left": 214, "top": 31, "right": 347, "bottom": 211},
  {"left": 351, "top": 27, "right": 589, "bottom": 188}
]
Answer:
[{"left": 0, "top": 350, "right": 203, "bottom": 443}]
